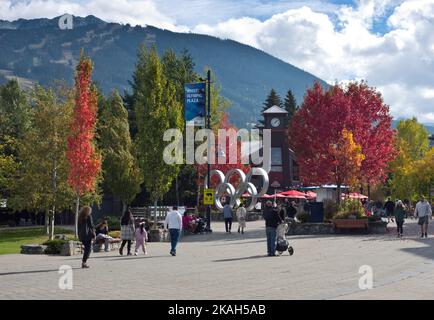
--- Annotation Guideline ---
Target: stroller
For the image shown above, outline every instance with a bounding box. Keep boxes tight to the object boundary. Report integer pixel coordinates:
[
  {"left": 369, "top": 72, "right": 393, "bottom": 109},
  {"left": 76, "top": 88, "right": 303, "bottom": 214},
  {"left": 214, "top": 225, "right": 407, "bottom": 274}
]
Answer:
[{"left": 275, "top": 222, "right": 294, "bottom": 256}]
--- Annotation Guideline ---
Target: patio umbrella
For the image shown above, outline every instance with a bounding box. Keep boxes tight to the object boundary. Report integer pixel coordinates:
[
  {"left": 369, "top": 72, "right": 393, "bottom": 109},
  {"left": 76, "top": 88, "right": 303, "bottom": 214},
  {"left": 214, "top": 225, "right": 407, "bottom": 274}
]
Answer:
[
  {"left": 273, "top": 193, "right": 288, "bottom": 198},
  {"left": 279, "top": 190, "right": 307, "bottom": 199}
]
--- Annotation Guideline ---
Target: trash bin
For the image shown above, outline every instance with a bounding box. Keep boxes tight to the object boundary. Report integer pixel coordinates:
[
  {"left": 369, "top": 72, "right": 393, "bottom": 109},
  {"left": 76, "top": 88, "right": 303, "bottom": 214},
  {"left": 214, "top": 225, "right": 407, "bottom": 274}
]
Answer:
[{"left": 308, "top": 202, "right": 324, "bottom": 223}]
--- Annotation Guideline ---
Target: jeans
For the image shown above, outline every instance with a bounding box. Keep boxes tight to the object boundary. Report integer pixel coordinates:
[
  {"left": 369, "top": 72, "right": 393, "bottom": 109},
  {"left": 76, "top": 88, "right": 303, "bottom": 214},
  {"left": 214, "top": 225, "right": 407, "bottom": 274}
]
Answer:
[
  {"left": 169, "top": 229, "right": 181, "bottom": 253},
  {"left": 266, "top": 227, "right": 277, "bottom": 255},
  {"left": 120, "top": 240, "right": 132, "bottom": 254},
  {"left": 397, "top": 221, "right": 404, "bottom": 234},
  {"left": 224, "top": 218, "right": 233, "bottom": 232},
  {"left": 82, "top": 240, "right": 92, "bottom": 263}
]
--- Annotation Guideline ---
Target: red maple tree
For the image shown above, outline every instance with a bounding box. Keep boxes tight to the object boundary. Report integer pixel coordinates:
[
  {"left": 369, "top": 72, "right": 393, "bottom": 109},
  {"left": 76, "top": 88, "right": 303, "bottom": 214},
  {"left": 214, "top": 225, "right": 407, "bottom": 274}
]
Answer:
[
  {"left": 289, "top": 82, "right": 396, "bottom": 201},
  {"left": 67, "top": 51, "right": 101, "bottom": 235},
  {"left": 196, "top": 113, "right": 250, "bottom": 203}
]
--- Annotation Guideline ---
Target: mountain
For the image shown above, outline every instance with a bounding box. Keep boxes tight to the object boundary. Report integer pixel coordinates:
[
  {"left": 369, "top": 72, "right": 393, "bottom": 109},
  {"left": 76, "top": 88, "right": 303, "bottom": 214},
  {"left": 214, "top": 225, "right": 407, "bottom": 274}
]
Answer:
[{"left": 0, "top": 15, "right": 327, "bottom": 127}]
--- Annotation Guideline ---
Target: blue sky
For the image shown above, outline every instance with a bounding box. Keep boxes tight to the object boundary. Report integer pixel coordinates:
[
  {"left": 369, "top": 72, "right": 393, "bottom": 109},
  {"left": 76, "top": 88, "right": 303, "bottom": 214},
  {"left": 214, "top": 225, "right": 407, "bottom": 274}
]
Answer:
[{"left": 1, "top": 0, "right": 434, "bottom": 123}]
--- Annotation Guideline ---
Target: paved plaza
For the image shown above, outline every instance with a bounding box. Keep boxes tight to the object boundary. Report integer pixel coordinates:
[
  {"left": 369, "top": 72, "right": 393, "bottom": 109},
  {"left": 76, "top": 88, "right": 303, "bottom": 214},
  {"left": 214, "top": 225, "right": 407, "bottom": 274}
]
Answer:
[{"left": 1, "top": 219, "right": 434, "bottom": 300}]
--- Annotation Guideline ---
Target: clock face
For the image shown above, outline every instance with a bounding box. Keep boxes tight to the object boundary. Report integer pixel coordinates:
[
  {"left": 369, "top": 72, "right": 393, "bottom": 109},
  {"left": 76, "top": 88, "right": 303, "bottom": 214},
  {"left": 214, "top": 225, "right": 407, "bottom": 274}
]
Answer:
[{"left": 271, "top": 117, "right": 281, "bottom": 127}]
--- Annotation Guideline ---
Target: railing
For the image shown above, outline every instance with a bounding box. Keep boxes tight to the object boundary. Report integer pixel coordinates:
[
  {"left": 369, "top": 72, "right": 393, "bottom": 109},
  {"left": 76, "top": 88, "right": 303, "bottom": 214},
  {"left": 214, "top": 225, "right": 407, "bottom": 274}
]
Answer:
[{"left": 131, "top": 206, "right": 170, "bottom": 222}]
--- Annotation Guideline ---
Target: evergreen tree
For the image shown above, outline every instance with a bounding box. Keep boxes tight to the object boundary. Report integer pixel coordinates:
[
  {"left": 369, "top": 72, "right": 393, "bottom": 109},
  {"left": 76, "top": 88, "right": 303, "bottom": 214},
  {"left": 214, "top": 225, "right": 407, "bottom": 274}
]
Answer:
[
  {"left": 258, "top": 89, "right": 282, "bottom": 126},
  {"left": 284, "top": 89, "right": 298, "bottom": 120},
  {"left": 99, "top": 90, "right": 143, "bottom": 212}
]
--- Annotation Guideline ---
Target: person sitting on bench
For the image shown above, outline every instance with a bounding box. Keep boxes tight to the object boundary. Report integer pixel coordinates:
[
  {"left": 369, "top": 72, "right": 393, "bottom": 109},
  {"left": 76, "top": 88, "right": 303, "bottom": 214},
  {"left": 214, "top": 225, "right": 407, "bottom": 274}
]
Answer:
[{"left": 95, "top": 220, "right": 113, "bottom": 252}]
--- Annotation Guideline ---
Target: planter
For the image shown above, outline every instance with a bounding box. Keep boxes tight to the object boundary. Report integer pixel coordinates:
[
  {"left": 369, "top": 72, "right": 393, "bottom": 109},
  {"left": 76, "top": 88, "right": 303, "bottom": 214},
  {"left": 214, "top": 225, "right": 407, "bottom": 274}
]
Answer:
[
  {"left": 60, "top": 241, "right": 82, "bottom": 256},
  {"left": 368, "top": 221, "right": 388, "bottom": 234},
  {"left": 148, "top": 229, "right": 168, "bottom": 242},
  {"left": 333, "top": 219, "right": 369, "bottom": 233},
  {"left": 21, "top": 244, "right": 47, "bottom": 254},
  {"left": 286, "top": 222, "right": 334, "bottom": 235}
]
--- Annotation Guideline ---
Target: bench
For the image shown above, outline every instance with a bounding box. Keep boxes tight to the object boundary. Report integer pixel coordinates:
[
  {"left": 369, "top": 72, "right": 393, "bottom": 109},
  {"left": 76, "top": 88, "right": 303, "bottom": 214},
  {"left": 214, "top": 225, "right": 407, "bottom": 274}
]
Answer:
[
  {"left": 92, "top": 238, "right": 122, "bottom": 252},
  {"left": 333, "top": 219, "right": 369, "bottom": 233}
]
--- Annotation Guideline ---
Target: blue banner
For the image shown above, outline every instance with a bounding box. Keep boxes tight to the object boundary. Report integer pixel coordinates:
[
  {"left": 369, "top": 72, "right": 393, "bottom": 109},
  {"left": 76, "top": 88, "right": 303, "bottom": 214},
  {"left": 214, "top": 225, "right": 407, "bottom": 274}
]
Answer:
[{"left": 185, "top": 83, "right": 206, "bottom": 126}]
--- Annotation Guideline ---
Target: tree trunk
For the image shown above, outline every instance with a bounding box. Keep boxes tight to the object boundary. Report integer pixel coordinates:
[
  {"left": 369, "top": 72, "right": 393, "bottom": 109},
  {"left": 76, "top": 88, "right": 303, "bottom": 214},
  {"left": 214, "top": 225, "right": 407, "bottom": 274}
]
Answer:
[
  {"left": 122, "top": 201, "right": 127, "bottom": 215},
  {"left": 75, "top": 196, "right": 80, "bottom": 238},
  {"left": 45, "top": 209, "right": 49, "bottom": 236},
  {"left": 49, "top": 206, "right": 55, "bottom": 240},
  {"left": 176, "top": 175, "right": 180, "bottom": 207},
  {"left": 154, "top": 199, "right": 158, "bottom": 228},
  {"left": 336, "top": 183, "right": 342, "bottom": 205}
]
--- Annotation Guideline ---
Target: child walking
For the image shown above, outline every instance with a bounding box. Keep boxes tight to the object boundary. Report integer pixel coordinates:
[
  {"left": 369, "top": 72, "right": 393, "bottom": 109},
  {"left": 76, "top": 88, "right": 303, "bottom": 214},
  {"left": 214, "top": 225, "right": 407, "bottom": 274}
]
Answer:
[
  {"left": 394, "top": 200, "right": 406, "bottom": 238},
  {"left": 134, "top": 222, "right": 148, "bottom": 255}
]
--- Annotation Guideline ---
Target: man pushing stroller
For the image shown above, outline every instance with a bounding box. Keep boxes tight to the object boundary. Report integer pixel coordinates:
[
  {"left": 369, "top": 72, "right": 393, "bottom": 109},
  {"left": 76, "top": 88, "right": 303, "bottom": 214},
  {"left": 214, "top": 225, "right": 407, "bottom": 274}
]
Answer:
[{"left": 263, "top": 201, "right": 294, "bottom": 256}]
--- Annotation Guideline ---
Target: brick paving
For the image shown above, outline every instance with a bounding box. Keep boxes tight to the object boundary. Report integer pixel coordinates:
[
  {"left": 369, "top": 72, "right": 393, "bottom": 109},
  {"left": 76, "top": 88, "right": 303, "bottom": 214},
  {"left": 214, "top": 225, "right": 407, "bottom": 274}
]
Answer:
[{"left": 1, "top": 219, "right": 434, "bottom": 299}]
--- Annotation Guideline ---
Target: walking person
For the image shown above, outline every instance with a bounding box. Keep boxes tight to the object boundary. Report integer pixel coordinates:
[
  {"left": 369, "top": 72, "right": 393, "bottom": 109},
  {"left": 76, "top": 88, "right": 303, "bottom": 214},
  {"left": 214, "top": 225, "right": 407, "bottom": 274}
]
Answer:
[
  {"left": 415, "top": 196, "right": 432, "bottom": 238},
  {"left": 77, "top": 206, "right": 95, "bottom": 269},
  {"left": 119, "top": 209, "right": 135, "bottom": 256},
  {"left": 134, "top": 222, "right": 148, "bottom": 255},
  {"left": 223, "top": 202, "right": 233, "bottom": 234},
  {"left": 394, "top": 200, "right": 406, "bottom": 238},
  {"left": 384, "top": 197, "right": 395, "bottom": 223},
  {"left": 263, "top": 200, "right": 280, "bottom": 256},
  {"left": 165, "top": 206, "right": 183, "bottom": 256},
  {"left": 236, "top": 203, "right": 247, "bottom": 234}
]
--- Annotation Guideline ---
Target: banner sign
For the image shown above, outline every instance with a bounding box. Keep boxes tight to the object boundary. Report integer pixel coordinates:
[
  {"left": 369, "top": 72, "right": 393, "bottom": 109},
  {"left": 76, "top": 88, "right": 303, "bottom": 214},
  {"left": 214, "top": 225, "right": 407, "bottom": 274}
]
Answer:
[{"left": 184, "top": 83, "right": 206, "bottom": 126}]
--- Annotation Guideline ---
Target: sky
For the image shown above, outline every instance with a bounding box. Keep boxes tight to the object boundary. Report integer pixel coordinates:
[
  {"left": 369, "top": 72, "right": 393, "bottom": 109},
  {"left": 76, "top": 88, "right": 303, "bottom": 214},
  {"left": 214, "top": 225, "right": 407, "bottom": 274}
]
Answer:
[{"left": 1, "top": 0, "right": 434, "bottom": 124}]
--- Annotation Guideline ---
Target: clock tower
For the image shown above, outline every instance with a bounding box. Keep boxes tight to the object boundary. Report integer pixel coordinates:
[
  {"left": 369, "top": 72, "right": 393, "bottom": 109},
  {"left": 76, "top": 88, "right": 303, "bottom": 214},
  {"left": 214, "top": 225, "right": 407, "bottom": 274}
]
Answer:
[{"left": 262, "top": 105, "right": 298, "bottom": 191}]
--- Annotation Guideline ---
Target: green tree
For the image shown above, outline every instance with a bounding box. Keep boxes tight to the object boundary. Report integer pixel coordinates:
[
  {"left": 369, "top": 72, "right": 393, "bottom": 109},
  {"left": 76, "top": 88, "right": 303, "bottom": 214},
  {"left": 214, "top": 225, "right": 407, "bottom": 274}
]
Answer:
[
  {"left": 9, "top": 85, "right": 74, "bottom": 239},
  {"left": 258, "top": 88, "right": 282, "bottom": 126},
  {"left": 284, "top": 89, "right": 298, "bottom": 120},
  {"left": 390, "top": 118, "right": 430, "bottom": 201},
  {"left": 133, "top": 46, "right": 183, "bottom": 224},
  {"left": 99, "top": 90, "right": 143, "bottom": 212},
  {"left": 0, "top": 79, "right": 31, "bottom": 142}
]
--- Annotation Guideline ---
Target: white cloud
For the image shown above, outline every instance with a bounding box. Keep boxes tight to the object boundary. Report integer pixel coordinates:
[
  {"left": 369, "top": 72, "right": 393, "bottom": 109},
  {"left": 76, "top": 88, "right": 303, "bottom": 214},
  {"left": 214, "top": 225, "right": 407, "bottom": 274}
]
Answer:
[
  {"left": 191, "top": 0, "right": 434, "bottom": 123},
  {"left": 1, "top": 0, "right": 188, "bottom": 31},
  {"left": 1, "top": 0, "right": 433, "bottom": 123}
]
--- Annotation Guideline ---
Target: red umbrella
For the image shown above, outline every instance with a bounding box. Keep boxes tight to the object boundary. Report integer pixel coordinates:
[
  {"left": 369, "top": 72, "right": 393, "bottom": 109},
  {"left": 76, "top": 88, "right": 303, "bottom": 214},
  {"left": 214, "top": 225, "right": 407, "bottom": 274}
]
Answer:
[
  {"left": 261, "top": 194, "right": 273, "bottom": 198},
  {"left": 279, "top": 190, "right": 307, "bottom": 199},
  {"left": 273, "top": 193, "right": 288, "bottom": 198}
]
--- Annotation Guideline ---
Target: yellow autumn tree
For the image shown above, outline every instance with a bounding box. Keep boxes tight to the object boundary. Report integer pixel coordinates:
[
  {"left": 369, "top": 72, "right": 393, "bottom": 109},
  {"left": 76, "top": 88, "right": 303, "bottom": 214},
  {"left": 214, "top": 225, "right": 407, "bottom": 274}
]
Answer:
[
  {"left": 329, "top": 128, "right": 365, "bottom": 202},
  {"left": 411, "top": 148, "right": 434, "bottom": 200}
]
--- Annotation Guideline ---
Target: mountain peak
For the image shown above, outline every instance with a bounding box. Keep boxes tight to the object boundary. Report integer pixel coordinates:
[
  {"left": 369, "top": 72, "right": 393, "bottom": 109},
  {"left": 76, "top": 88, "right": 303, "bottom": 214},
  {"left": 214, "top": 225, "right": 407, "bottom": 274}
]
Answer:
[{"left": 0, "top": 14, "right": 106, "bottom": 30}]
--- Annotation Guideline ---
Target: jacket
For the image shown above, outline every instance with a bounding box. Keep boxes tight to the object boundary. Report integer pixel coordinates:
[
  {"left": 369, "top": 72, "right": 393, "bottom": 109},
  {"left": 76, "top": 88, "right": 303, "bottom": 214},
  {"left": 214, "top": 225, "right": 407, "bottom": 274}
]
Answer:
[
  {"left": 78, "top": 215, "right": 95, "bottom": 242},
  {"left": 263, "top": 206, "right": 280, "bottom": 228}
]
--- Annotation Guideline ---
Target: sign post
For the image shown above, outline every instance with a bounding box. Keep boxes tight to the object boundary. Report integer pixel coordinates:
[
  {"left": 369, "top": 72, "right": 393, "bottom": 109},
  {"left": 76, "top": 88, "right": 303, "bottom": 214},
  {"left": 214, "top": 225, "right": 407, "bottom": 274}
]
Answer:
[{"left": 203, "top": 189, "right": 215, "bottom": 205}]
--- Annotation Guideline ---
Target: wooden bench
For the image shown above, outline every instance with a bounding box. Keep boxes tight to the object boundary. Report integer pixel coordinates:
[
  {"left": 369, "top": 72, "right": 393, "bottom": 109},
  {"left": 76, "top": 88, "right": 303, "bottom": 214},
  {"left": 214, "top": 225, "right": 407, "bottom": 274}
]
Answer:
[{"left": 333, "top": 219, "right": 369, "bottom": 233}]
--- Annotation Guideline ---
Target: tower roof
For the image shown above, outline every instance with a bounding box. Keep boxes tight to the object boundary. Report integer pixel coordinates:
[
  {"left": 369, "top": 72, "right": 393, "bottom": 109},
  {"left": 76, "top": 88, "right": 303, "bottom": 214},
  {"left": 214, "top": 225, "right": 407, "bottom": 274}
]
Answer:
[{"left": 263, "top": 105, "right": 288, "bottom": 114}]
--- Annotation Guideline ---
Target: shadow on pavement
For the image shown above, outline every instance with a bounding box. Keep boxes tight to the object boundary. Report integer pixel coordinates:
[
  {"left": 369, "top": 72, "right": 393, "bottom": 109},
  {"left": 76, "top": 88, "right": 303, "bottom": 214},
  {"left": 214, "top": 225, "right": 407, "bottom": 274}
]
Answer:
[
  {"left": 400, "top": 238, "right": 434, "bottom": 260},
  {"left": 0, "top": 267, "right": 81, "bottom": 277},
  {"left": 212, "top": 255, "right": 272, "bottom": 262}
]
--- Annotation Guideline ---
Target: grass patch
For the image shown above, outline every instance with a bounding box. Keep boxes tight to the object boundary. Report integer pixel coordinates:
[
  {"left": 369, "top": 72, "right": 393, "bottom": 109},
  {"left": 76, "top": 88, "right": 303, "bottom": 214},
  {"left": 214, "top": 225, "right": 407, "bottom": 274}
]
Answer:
[{"left": 0, "top": 227, "right": 74, "bottom": 255}]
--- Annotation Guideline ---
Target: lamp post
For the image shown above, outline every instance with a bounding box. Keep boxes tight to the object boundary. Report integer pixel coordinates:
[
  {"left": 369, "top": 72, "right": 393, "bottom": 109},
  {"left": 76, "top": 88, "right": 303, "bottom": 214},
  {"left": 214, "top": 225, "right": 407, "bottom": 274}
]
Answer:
[{"left": 200, "top": 70, "right": 212, "bottom": 232}]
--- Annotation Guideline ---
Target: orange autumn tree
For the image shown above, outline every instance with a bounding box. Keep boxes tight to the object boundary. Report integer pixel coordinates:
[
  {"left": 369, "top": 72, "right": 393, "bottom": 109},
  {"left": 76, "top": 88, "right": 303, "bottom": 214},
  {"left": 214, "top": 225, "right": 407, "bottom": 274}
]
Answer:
[
  {"left": 329, "top": 128, "right": 365, "bottom": 202},
  {"left": 67, "top": 51, "right": 101, "bottom": 237}
]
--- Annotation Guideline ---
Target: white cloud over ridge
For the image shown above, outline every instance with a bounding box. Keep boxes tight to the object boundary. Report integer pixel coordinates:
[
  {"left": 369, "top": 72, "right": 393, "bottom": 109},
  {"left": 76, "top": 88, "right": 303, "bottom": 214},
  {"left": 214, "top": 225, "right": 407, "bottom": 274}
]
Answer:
[
  {"left": 1, "top": 0, "right": 434, "bottom": 123},
  {"left": 192, "top": 0, "right": 434, "bottom": 123}
]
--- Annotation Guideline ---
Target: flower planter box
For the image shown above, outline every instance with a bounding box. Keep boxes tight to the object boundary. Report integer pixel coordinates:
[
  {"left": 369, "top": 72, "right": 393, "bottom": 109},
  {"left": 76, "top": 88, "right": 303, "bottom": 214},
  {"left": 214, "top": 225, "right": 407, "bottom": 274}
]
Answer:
[
  {"left": 286, "top": 222, "right": 334, "bottom": 235},
  {"left": 368, "top": 220, "right": 388, "bottom": 234},
  {"left": 333, "top": 219, "right": 369, "bottom": 233}
]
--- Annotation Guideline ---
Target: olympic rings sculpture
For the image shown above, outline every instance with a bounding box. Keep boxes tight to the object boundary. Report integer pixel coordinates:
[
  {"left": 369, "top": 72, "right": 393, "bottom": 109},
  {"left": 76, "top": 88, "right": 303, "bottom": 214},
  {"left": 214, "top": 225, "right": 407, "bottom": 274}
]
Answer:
[{"left": 204, "top": 168, "right": 269, "bottom": 212}]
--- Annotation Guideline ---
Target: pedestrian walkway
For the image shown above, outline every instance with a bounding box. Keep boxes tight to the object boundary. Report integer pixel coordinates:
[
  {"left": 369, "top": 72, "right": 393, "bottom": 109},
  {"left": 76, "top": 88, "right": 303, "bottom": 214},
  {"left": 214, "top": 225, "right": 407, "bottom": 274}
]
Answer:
[{"left": 1, "top": 219, "right": 434, "bottom": 299}]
